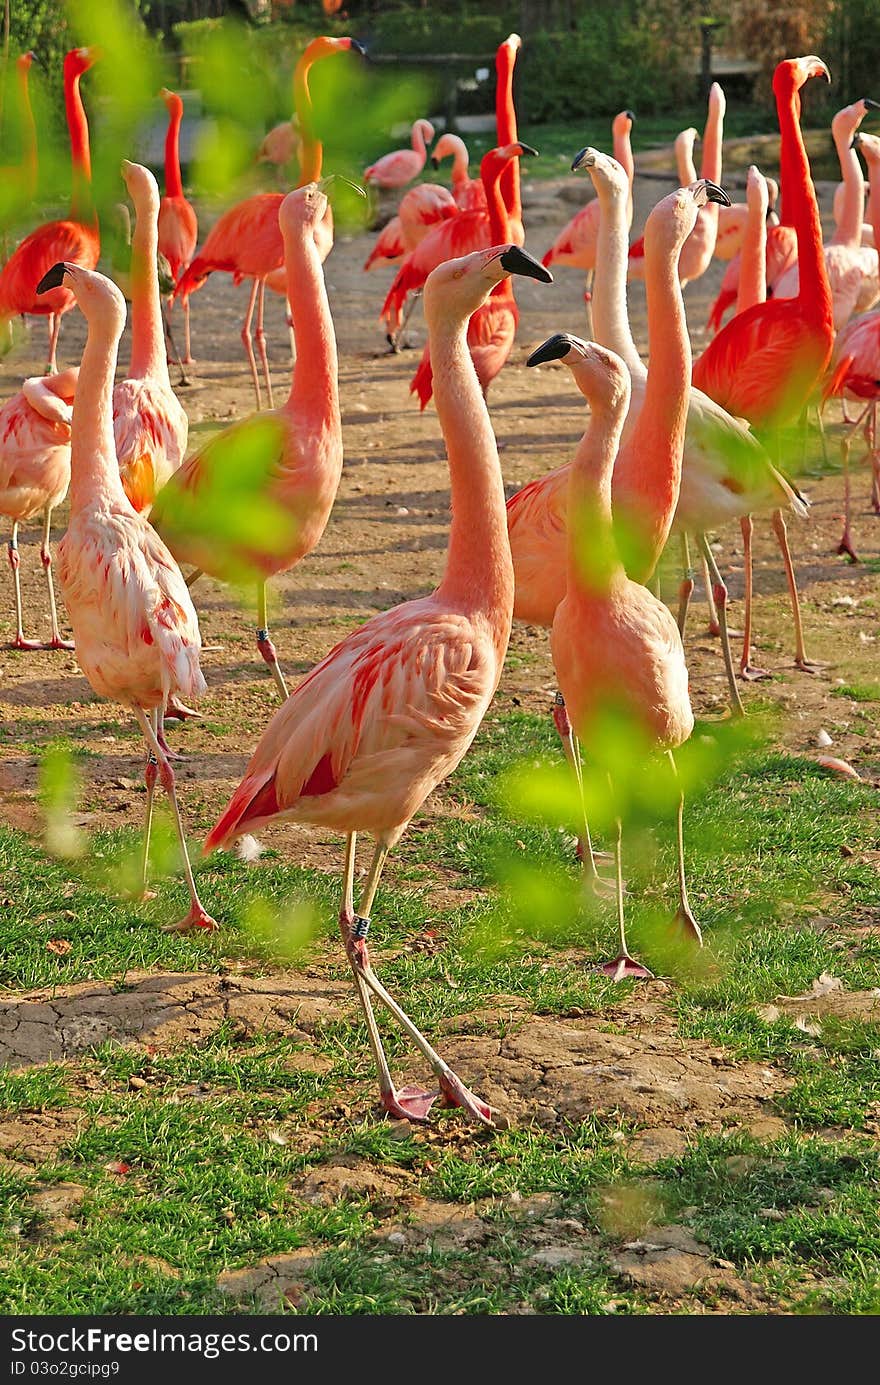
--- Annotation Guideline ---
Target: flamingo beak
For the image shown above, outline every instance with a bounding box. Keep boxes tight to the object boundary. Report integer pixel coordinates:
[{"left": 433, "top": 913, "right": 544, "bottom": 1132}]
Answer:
[
  {"left": 37, "top": 262, "right": 69, "bottom": 294},
  {"left": 571, "top": 146, "right": 596, "bottom": 172},
  {"left": 702, "top": 180, "right": 731, "bottom": 206},
  {"left": 499, "top": 245, "right": 553, "bottom": 283},
  {"left": 527, "top": 333, "right": 576, "bottom": 367},
  {"left": 624, "top": 109, "right": 636, "bottom": 122},
  {"left": 865, "top": 98, "right": 880, "bottom": 110},
  {"left": 515, "top": 143, "right": 539, "bottom": 159},
  {"left": 349, "top": 39, "right": 367, "bottom": 57},
  {"left": 430, "top": 156, "right": 440, "bottom": 169}
]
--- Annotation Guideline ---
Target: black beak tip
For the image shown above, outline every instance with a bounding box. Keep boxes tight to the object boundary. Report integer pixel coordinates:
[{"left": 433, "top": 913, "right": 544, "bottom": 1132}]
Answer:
[
  {"left": 36, "top": 262, "right": 67, "bottom": 294},
  {"left": 526, "top": 332, "right": 572, "bottom": 367},
  {"left": 499, "top": 245, "right": 553, "bottom": 283},
  {"left": 517, "top": 142, "right": 539, "bottom": 158},
  {"left": 571, "top": 146, "right": 590, "bottom": 172},
  {"left": 350, "top": 39, "right": 367, "bottom": 58},
  {"left": 704, "top": 179, "right": 731, "bottom": 207},
  {"left": 430, "top": 156, "right": 440, "bottom": 169},
  {"left": 865, "top": 97, "right": 880, "bottom": 110},
  {"left": 625, "top": 109, "right": 636, "bottom": 122}
]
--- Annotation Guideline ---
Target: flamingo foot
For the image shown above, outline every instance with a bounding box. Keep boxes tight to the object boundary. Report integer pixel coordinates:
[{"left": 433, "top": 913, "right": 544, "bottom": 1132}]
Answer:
[
  {"left": 9, "top": 635, "right": 43, "bottom": 650},
  {"left": 672, "top": 901, "right": 703, "bottom": 947},
  {"left": 706, "top": 622, "right": 743, "bottom": 640},
  {"left": 164, "top": 696, "right": 202, "bottom": 722},
  {"left": 438, "top": 1069, "right": 507, "bottom": 1129},
  {"left": 47, "top": 635, "right": 75, "bottom": 650},
  {"left": 739, "top": 661, "right": 770, "bottom": 682},
  {"left": 597, "top": 953, "right": 654, "bottom": 982},
  {"left": 380, "top": 1083, "right": 438, "bottom": 1123},
  {"left": 794, "top": 657, "right": 827, "bottom": 674},
  {"left": 837, "top": 533, "right": 859, "bottom": 563},
  {"left": 162, "top": 902, "right": 219, "bottom": 933}
]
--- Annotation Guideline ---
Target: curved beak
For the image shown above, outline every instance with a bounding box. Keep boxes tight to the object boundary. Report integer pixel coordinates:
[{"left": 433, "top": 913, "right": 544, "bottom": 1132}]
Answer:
[
  {"left": 349, "top": 39, "right": 367, "bottom": 58},
  {"left": 571, "top": 146, "right": 595, "bottom": 172},
  {"left": 430, "top": 155, "right": 440, "bottom": 169},
  {"left": 527, "top": 332, "right": 576, "bottom": 367},
  {"left": 516, "top": 143, "right": 539, "bottom": 159},
  {"left": 37, "top": 262, "right": 69, "bottom": 294},
  {"left": 852, "top": 133, "right": 863, "bottom": 150},
  {"left": 499, "top": 245, "right": 553, "bottom": 283},
  {"left": 624, "top": 109, "right": 636, "bottom": 122},
  {"left": 865, "top": 98, "right": 880, "bottom": 110},
  {"left": 701, "top": 179, "right": 731, "bottom": 206}
]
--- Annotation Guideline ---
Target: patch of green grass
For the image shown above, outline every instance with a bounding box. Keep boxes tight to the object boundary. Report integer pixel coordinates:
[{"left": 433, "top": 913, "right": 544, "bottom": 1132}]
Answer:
[
  {"left": 0, "top": 1067, "right": 70, "bottom": 1113},
  {"left": 831, "top": 683, "right": 880, "bottom": 703}
]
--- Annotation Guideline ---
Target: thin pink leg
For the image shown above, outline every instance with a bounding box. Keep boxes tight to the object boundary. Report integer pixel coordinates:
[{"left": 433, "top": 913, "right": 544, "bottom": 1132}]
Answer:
[
  {"left": 241, "top": 278, "right": 262, "bottom": 410},
  {"left": 771, "top": 507, "right": 823, "bottom": 672},
  {"left": 46, "top": 313, "right": 60, "bottom": 373},
  {"left": 698, "top": 534, "right": 744, "bottom": 718},
  {"left": 739, "top": 514, "right": 768, "bottom": 681},
  {"left": 40, "top": 508, "right": 74, "bottom": 650},
  {"left": 676, "top": 531, "right": 695, "bottom": 638},
  {"left": 182, "top": 296, "right": 194, "bottom": 366},
  {"left": 254, "top": 279, "right": 274, "bottom": 409},
  {"left": 7, "top": 523, "right": 40, "bottom": 650},
  {"left": 256, "top": 580, "right": 289, "bottom": 700}
]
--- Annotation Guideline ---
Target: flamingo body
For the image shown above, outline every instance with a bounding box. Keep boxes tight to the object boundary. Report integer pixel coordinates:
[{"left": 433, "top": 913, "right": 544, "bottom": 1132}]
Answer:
[
  {"left": 364, "top": 120, "right": 434, "bottom": 189},
  {"left": 543, "top": 112, "right": 634, "bottom": 272}
]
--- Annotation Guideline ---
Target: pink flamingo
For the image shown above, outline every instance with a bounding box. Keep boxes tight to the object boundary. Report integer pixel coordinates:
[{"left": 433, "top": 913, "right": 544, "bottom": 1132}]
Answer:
[
  {"left": 364, "top": 119, "right": 435, "bottom": 189},
  {"left": 204, "top": 242, "right": 552, "bottom": 1127},
  {"left": 542, "top": 110, "right": 635, "bottom": 286},
  {"left": 363, "top": 183, "right": 458, "bottom": 273},
  {"left": 153, "top": 185, "right": 342, "bottom": 701},
  {"left": 409, "top": 143, "right": 537, "bottom": 409},
  {"left": 174, "top": 36, "right": 362, "bottom": 409},
  {"left": 774, "top": 98, "right": 880, "bottom": 329},
  {"left": 0, "top": 47, "right": 99, "bottom": 371},
  {"left": 0, "top": 370, "right": 78, "bottom": 650},
  {"left": 157, "top": 88, "right": 198, "bottom": 366},
  {"left": 714, "top": 170, "right": 779, "bottom": 263},
  {"left": 256, "top": 116, "right": 303, "bottom": 175},
  {"left": 706, "top": 213, "right": 794, "bottom": 336},
  {"left": 495, "top": 34, "right": 526, "bottom": 246},
  {"left": 431, "top": 133, "right": 487, "bottom": 212},
  {"left": 113, "top": 162, "right": 188, "bottom": 516},
  {"left": 37, "top": 260, "right": 215, "bottom": 932},
  {"left": 545, "top": 338, "right": 695, "bottom": 980}
]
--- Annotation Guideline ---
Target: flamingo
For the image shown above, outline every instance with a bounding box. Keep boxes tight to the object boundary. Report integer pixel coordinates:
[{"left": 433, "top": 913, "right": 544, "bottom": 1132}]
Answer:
[
  {"left": 112, "top": 161, "right": 188, "bottom": 517},
  {"left": 706, "top": 207, "right": 795, "bottom": 337},
  {"left": 714, "top": 171, "right": 779, "bottom": 264},
  {"left": 363, "top": 215, "right": 406, "bottom": 272},
  {"left": 408, "top": 143, "right": 537, "bottom": 410},
  {"left": 204, "top": 242, "right": 553, "bottom": 1128},
  {"left": 174, "top": 35, "right": 362, "bottom": 409},
  {"left": 157, "top": 88, "right": 198, "bottom": 367},
  {"left": 832, "top": 176, "right": 874, "bottom": 248},
  {"left": 773, "top": 98, "right": 880, "bottom": 329},
  {"left": 693, "top": 57, "right": 835, "bottom": 437},
  {"left": 37, "top": 261, "right": 215, "bottom": 932},
  {"left": 0, "top": 52, "right": 38, "bottom": 220},
  {"left": 0, "top": 46, "right": 99, "bottom": 371},
  {"left": 541, "top": 110, "right": 635, "bottom": 285},
  {"left": 362, "top": 183, "right": 459, "bottom": 273},
  {"left": 152, "top": 185, "right": 342, "bottom": 701},
  {"left": 542, "top": 338, "right": 696, "bottom": 980},
  {"left": 256, "top": 116, "right": 303, "bottom": 176},
  {"left": 364, "top": 120, "right": 434, "bottom": 189},
  {"left": 0, "top": 370, "right": 78, "bottom": 651},
  {"left": 628, "top": 84, "right": 725, "bottom": 286},
  {"left": 495, "top": 34, "right": 526, "bottom": 247},
  {"left": 431, "top": 133, "right": 487, "bottom": 212}
]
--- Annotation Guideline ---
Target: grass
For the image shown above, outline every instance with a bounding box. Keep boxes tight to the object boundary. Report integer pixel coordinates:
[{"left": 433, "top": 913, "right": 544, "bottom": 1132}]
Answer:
[{"left": 1, "top": 707, "right": 879, "bottom": 1313}]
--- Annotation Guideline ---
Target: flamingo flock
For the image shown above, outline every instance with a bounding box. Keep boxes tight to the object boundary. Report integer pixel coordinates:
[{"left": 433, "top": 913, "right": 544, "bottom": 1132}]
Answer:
[{"left": 0, "top": 31, "right": 875, "bottom": 1130}]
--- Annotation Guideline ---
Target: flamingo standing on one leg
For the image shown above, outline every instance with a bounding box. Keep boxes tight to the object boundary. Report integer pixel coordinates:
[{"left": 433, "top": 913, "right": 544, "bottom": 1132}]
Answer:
[
  {"left": 0, "top": 47, "right": 99, "bottom": 370},
  {"left": 544, "top": 338, "right": 696, "bottom": 981},
  {"left": 0, "top": 370, "right": 78, "bottom": 651},
  {"left": 37, "top": 261, "right": 215, "bottom": 932},
  {"left": 431, "top": 134, "right": 487, "bottom": 212},
  {"left": 152, "top": 185, "right": 342, "bottom": 701},
  {"left": 408, "top": 143, "right": 537, "bottom": 409},
  {"left": 364, "top": 120, "right": 434, "bottom": 189},
  {"left": 541, "top": 110, "right": 635, "bottom": 288},
  {"left": 174, "top": 36, "right": 362, "bottom": 409},
  {"left": 113, "top": 162, "right": 188, "bottom": 516},
  {"left": 204, "top": 242, "right": 552, "bottom": 1127},
  {"left": 157, "top": 88, "right": 198, "bottom": 367}
]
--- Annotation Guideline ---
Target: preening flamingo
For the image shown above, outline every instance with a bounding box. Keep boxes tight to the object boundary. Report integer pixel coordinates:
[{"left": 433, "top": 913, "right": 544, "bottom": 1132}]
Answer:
[
  {"left": 204, "top": 242, "right": 552, "bottom": 1128},
  {"left": 431, "top": 133, "right": 487, "bottom": 212},
  {"left": 37, "top": 261, "right": 215, "bottom": 933},
  {"left": 0, "top": 53, "right": 38, "bottom": 219},
  {"left": 157, "top": 88, "right": 198, "bottom": 366},
  {"left": 0, "top": 47, "right": 99, "bottom": 370},
  {"left": 174, "top": 35, "right": 362, "bottom": 408},
  {"left": 0, "top": 370, "right": 77, "bottom": 650},
  {"left": 364, "top": 120, "right": 434, "bottom": 189},
  {"left": 541, "top": 111, "right": 635, "bottom": 282},
  {"left": 409, "top": 143, "right": 537, "bottom": 410},
  {"left": 362, "top": 183, "right": 458, "bottom": 273},
  {"left": 773, "top": 99, "right": 880, "bottom": 330},
  {"left": 541, "top": 337, "right": 696, "bottom": 980},
  {"left": 153, "top": 185, "right": 342, "bottom": 701},
  {"left": 495, "top": 34, "right": 526, "bottom": 246},
  {"left": 112, "top": 162, "right": 188, "bottom": 516}
]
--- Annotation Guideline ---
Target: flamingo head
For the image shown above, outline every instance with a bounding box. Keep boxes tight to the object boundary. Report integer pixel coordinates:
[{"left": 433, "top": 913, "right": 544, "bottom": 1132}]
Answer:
[
  {"left": 745, "top": 164, "right": 770, "bottom": 217},
  {"left": 612, "top": 109, "right": 636, "bottom": 139},
  {"left": 17, "top": 52, "right": 36, "bottom": 72},
  {"left": 833, "top": 97, "right": 880, "bottom": 142},
  {"left": 853, "top": 131, "right": 880, "bottom": 168},
  {"left": 37, "top": 263, "right": 126, "bottom": 334},
  {"left": 775, "top": 55, "right": 831, "bottom": 97},
  {"left": 527, "top": 333, "right": 631, "bottom": 415},
  {"left": 707, "top": 81, "right": 726, "bottom": 117},
  {"left": 301, "top": 36, "right": 366, "bottom": 66},
  {"left": 159, "top": 87, "right": 184, "bottom": 118},
  {"left": 645, "top": 179, "right": 730, "bottom": 258},
  {"left": 280, "top": 183, "right": 333, "bottom": 253},
  {"left": 766, "top": 175, "right": 780, "bottom": 208},
  {"left": 414, "top": 119, "right": 435, "bottom": 145},
  {"left": 424, "top": 244, "right": 551, "bottom": 326},
  {"left": 121, "top": 160, "right": 160, "bottom": 218},
  {"left": 64, "top": 46, "right": 100, "bottom": 81},
  {"left": 571, "top": 146, "right": 630, "bottom": 204},
  {"left": 479, "top": 142, "right": 538, "bottom": 190}
]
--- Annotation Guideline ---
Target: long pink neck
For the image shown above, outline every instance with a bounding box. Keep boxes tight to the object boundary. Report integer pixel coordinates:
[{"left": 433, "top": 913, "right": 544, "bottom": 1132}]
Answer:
[
  {"left": 70, "top": 306, "right": 131, "bottom": 515},
  {"left": 129, "top": 192, "right": 169, "bottom": 383},
  {"left": 484, "top": 160, "right": 514, "bottom": 303},
  {"left": 411, "top": 122, "right": 429, "bottom": 158},
  {"left": 164, "top": 100, "right": 184, "bottom": 198},
  {"left": 283, "top": 227, "right": 338, "bottom": 426},
  {"left": 832, "top": 116, "right": 864, "bottom": 246},
  {"left": 866, "top": 156, "right": 880, "bottom": 245},
  {"left": 433, "top": 310, "right": 513, "bottom": 633},
  {"left": 495, "top": 47, "right": 520, "bottom": 224},
  {"left": 738, "top": 196, "right": 768, "bottom": 312},
  {"left": 18, "top": 61, "right": 37, "bottom": 196},
  {"left": 566, "top": 390, "right": 627, "bottom": 598},
  {"left": 592, "top": 168, "right": 643, "bottom": 376},
  {"left": 778, "top": 82, "right": 832, "bottom": 327},
  {"left": 65, "top": 68, "right": 92, "bottom": 223},
  {"left": 612, "top": 125, "right": 635, "bottom": 222},
  {"left": 448, "top": 136, "right": 469, "bottom": 186},
  {"left": 701, "top": 88, "right": 723, "bottom": 182},
  {"left": 295, "top": 55, "right": 322, "bottom": 185}
]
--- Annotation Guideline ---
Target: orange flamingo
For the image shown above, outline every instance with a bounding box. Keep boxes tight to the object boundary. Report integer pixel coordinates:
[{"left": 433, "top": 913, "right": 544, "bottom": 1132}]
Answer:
[
  {"left": 431, "top": 133, "right": 487, "bottom": 212},
  {"left": 364, "top": 119, "right": 434, "bottom": 189},
  {"left": 693, "top": 57, "right": 835, "bottom": 436},
  {"left": 0, "top": 47, "right": 99, "bottom": 371},
  {"left": 495, "top": 34, "right": 526, "bottom": 246},
  {"left": 113, "top": 162, "right": 188, "bottom": 516},
  {"left": 153, "top": 185, "right": 342, "bottom": 700},
  {"left": 0, "top": 369, "right": 78, "bottom": 650},
  {"left": 409, "top": 143, "right": 538, "bottom": 409},
  {"left": 204, "top": 242, "right": 552, "bottom": 1127},
  {"left": 174, "top": 36, "right": 362, "bottom": 408},
  {"left": 545, "top": 339, "right": 695, "bottom": 980},
  {"left": 542, "top": 111, "right": 635, "bottom": 282},
  {"left": 363, "top": 183, "right": 458, "bottom": 273},
  {"left": 38, "top": 260, "right": 215, "bottom": 932},
  {"left": 157, "top": 88, "right": 198, "bottom": 366}
]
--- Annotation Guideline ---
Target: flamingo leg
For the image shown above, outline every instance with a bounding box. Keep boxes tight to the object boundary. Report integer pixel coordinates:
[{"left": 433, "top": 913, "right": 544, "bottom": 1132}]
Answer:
[
  {"left": 285, "top": 297, "right": 296, "bottom": 366},
  {"left": 46, "top": 313, "right": 60, "bottom": 373},
  {"left": 134, "top": 706, "right": 218, "bottom": 933},
  {"left": 697, "top": 534, "right": 744, "bottom": 718},
  {"left": 241, "top": 278, "right": 262, "bottom": 410},
  {"left": 182, "top": 296, "right": 193, "bottom": 366},
  {"left": 138, "top": 708, "right": 159, "bottom": 902},
  {"left": 771, "top": 507, "right": 823, "bottom": 672},
  {"left": 838, "top": 432, "right": 858, "bottom": 562},
  {"left": 551, "top": 692, "right": 612, "bottom": 883},
  {"left": 869, "top": 403, "right": 880, "bottom": 516},
  {"left": 255, "top": 580, "right": 289, "bottom": 700},
  {"left": 344, "top": 838, "right": 504, "bottom": 1128},
  {"left": 7, "top": 522, "right": 40, "bottom": 650},
  {"left": 389, "top": 289, "right": 421, "bottom": 352},
  {"left": 676, "top": 531, "right": 695, "bottom": 637},
  {"left": 254, "top": 279, "right": 274, "bottom": 409},
  {"left": 162, "top": 302, "right": 190, "bottom": 388},
  {"left": 598, "top": 810, "right": 653, "bottom": 981},
  {"left": 668, "top": 751, "right": 702, "bottom": 946},
  {"left": 701, "top": 552, "right": 721, "bottom": 636},
  {"left": 40, "top": 508, "right": 74, "bottom": 650},
  {"left": 739, "top": 514, "right": 768, "bottom": 680}
]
